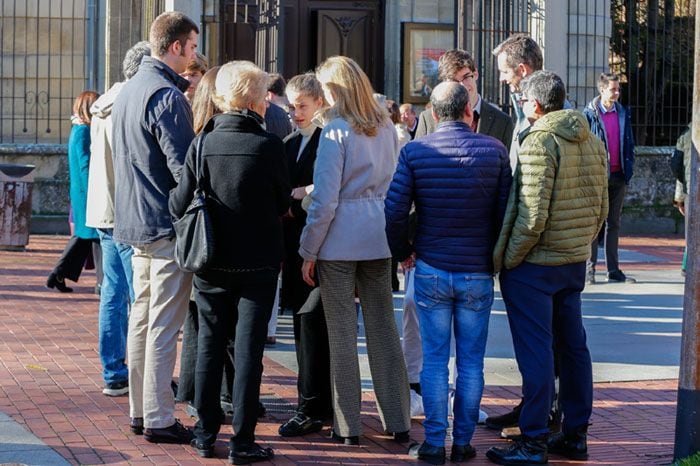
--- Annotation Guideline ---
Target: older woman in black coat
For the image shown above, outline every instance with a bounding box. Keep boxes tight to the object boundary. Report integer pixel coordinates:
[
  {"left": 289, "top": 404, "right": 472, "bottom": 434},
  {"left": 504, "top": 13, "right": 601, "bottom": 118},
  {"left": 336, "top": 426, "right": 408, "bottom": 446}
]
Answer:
[{"left": 169, "top": 60, "right": 290, "bottom": 464}]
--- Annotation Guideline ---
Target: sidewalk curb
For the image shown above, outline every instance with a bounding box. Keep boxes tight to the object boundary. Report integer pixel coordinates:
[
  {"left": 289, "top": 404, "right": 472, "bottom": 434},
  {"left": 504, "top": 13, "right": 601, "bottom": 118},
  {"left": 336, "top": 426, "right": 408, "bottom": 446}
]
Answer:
[{"left": 0, "top": 412, "right": 71, "bottom": 466}]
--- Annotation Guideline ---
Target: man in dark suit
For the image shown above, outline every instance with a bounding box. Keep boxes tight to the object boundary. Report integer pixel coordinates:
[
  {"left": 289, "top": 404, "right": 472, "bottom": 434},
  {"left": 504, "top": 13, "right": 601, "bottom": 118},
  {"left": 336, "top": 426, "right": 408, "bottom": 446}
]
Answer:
[{"left": 415, "top": 49, "right": 514, "bottom": 150}]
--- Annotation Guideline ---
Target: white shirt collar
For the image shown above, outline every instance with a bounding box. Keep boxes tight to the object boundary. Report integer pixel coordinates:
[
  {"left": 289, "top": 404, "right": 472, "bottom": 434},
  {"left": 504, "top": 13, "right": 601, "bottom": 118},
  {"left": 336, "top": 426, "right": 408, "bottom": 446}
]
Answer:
[
  {"left": 598, "top": 100, "right": 617, "bottom": 114},
  {"left": 473, "top": 95, "right": 482, "bottom": 114}
]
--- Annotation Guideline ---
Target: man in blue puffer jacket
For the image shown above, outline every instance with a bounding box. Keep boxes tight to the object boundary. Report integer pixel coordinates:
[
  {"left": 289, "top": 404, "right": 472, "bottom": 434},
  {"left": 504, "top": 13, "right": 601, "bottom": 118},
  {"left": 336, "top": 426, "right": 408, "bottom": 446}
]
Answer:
[{"left": 385, "top": 82, "right": 512, "bottom": 465}]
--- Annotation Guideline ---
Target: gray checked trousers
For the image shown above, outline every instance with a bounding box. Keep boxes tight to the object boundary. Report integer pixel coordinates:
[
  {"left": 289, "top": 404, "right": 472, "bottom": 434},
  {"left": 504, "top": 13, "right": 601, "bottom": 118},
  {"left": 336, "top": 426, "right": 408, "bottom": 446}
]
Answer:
[{"left": 318, "top": 258, "right": 411, "bottom": 437}]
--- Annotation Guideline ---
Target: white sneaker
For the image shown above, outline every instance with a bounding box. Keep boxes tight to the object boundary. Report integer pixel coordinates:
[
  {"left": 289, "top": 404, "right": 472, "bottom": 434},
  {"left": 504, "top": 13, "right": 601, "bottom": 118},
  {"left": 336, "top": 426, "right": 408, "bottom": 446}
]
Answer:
[
  {"left": 409, "top": 389, "right": 424, "bottom": 417},
  {"left": 478, "top": 408, "right": 488, "bottom": 424}
]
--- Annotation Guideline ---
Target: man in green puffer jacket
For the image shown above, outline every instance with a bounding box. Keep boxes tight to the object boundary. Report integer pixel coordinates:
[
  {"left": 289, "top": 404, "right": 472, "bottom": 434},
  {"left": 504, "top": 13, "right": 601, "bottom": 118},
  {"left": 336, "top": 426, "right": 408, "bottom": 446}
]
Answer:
[{"left": 486, "top": 71, "right": 608, "bottom": 466}]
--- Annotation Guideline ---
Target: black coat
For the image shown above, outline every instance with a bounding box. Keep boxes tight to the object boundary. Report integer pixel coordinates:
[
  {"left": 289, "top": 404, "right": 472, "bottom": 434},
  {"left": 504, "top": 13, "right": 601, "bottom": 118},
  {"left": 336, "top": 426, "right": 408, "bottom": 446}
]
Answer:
[
  {"left": 169, "top": 112, "right": 291, "bottom": 272},
  {"left": 281, "top": 127, "right": 321, "bottom": 311}
]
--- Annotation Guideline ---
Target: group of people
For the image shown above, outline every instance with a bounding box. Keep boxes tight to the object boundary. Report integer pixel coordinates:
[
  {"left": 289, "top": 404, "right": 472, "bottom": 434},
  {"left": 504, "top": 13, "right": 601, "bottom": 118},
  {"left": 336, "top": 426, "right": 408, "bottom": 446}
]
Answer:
[{"left": 47, "top": 9, "right": 647, "bottom": 465}]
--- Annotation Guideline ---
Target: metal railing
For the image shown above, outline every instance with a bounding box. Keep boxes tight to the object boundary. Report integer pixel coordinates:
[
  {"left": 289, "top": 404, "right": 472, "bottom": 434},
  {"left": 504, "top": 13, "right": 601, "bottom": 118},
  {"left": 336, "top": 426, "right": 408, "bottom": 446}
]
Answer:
[
  {"left": 570, "top": 0, "right": 695, "bottom": 146},
  {"left": 0, "top": 0, "right": 98, "bottom": 144},
  {"left": 456, "top": 0, "right": 543, "bottom": 113}
]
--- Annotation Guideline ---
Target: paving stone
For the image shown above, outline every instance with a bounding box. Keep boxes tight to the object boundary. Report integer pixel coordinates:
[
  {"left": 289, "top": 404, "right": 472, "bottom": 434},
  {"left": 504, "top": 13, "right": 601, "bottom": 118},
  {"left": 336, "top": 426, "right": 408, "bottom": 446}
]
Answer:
[{"left": 0, "top": 235, "right": 686, "bottom": 465}]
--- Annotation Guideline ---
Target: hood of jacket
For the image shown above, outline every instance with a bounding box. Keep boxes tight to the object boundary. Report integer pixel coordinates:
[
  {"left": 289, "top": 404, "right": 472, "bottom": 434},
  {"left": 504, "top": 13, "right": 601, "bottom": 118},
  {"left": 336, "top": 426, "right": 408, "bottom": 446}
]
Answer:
[
  {"left": 525, "top": 109, "right": 590, "bottom": 144},
  {"left": 90, "top": 81, "right": 124, "bottom": 119}
]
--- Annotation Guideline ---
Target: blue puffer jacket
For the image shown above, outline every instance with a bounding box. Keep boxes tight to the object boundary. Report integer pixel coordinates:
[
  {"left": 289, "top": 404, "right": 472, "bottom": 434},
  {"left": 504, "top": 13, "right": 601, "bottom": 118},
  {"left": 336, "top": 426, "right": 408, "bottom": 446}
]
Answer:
[
  {"left": 385, "top": 121, "right": 512, "bottom": 273},
  {"left": 583, "top": 96, "right": 635, "bottom": 184}
]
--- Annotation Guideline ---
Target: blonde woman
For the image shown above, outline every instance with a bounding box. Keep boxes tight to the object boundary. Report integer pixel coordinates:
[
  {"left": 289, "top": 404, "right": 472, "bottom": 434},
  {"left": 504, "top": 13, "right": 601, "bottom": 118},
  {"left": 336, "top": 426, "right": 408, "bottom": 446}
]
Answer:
[
  {"left": 299, "top": 56, "right": 411, "bottom": 445},
  {"left": 170, "top": 60, "right": 290, "bottom": 463}
]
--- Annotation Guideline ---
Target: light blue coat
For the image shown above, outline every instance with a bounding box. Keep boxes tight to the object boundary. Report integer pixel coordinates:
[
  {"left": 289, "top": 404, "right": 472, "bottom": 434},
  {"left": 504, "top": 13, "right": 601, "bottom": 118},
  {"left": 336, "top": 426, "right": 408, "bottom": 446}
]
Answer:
[
  {"left": 68, "top": 124, "right": 98, "bottom": 239},
  {"left": 299, "top": 117, "right": 399, "bottom": 261}
]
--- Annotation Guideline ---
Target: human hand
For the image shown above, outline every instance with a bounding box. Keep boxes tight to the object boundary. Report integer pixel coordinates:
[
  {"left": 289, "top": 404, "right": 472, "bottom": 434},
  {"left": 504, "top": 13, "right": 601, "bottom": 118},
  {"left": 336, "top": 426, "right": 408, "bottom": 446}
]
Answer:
[
  {"left": 301, "top": 260, "right": 316, "bottom": 286},
  {"left": 401, "top": 253, "right": 416, "bottom": 271}
]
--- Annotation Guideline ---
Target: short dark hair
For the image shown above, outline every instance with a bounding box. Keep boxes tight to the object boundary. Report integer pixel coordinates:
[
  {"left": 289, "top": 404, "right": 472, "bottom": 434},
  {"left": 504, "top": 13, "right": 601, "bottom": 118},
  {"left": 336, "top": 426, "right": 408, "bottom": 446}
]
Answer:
[
  {"left": 521, "top": 70, "right": 566, "bottom": 113},
  {"left": 597, "top": 72, "right": 620, "bottom": 91},
  {"left": 267, "top": 73, "right": 287, "bottom": 96},
  {"left": 492, "top": 34, "right": 543, "bottom": 72},
  {"left": 430, "top": 82, "right": 469, "bottom": 122},
  {"left": 438, "top": 49, "right": 477, "bottom": 82},
  {"left": 149, "top": 11, "right": 199, "bottom": 57}
]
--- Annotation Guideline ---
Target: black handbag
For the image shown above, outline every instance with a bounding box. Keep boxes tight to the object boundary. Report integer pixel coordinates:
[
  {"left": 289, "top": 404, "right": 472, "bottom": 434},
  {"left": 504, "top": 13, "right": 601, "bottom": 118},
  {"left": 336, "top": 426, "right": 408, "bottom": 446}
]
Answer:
[{"left": 173, "top": 133, "right": 215, "bottom": 273}]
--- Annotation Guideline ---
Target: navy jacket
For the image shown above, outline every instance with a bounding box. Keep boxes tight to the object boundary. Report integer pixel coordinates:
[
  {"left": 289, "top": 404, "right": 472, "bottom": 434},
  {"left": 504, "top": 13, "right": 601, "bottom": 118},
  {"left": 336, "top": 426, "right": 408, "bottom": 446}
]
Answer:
[
  {"left": 385, "top": 121, "right": 512, "bottom": 273},
  {"left": 583, "top": 96, "right": 635, "bottom": 184},
  {"left": 111, "top": 56, "right": 195, "bottom": 246}
]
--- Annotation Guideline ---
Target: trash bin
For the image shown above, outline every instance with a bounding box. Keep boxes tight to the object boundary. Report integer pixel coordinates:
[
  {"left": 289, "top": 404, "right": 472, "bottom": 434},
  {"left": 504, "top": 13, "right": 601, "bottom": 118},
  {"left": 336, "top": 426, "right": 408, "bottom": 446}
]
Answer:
[{"left": 0, "top": 163, "right": 36, "bottom": 250}]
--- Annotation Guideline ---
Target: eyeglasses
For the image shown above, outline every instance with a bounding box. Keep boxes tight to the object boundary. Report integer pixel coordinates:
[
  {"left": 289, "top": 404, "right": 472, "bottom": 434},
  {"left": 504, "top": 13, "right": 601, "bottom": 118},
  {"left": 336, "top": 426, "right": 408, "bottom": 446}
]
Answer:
[
  {"left": 515, "top": 93, "right": 529, "bottom": 104},
  {"left": 454, "top": 73, "right": 475, "bottom": 84}
]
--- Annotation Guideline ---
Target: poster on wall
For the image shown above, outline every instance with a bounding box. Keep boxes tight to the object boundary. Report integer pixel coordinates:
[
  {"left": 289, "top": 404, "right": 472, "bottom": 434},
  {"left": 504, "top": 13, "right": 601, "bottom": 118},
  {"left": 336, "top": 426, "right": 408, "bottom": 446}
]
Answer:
[{"left": 402, "top": 23, "right": 454, "bottom": 104}]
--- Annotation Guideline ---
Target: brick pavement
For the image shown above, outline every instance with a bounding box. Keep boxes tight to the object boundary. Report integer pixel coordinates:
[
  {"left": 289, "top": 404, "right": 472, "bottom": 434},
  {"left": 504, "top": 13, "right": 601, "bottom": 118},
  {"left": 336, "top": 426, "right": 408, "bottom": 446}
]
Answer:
[{"left": 0, "top": 235, "right": 683, "bottom": 465}]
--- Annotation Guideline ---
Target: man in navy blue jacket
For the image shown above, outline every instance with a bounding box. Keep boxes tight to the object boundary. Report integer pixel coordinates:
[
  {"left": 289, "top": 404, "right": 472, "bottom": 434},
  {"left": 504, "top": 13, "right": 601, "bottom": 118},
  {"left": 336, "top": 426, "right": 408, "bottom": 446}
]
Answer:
[
  {"left": 583, "top": 72, "right": 636, "bottom": 284},
  {"left": 385, "top": 82, "right": 512, "bottom": 465},
  {"left": 112, "top": 11, "right": 198, "bottom": 444}
]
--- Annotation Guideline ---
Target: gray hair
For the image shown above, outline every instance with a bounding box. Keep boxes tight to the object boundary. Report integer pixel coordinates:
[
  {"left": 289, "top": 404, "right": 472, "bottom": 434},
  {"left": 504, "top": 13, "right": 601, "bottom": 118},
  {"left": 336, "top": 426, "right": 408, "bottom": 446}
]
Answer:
[
  {"left": 521, "top": 70, "right": 566, "bottom": 113},
  {"left": 430, "top": 82, "right": 469, "bottom": 122},
  {"left": 122, "top": 41, "right": 151, "bottom": 80}
]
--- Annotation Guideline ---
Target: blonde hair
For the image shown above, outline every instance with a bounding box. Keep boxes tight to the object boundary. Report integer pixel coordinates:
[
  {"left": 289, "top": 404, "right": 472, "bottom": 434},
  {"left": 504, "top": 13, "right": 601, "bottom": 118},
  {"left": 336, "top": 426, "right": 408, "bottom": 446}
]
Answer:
[
  {"left": 315, "top": 56, "right": 388, "bottom": 137},
  {"left": 213, "top": 61, "right": 269, "bottom": 113},
  {"left": 286, "top": 73, "right": 324, "bottom": 101},
  {"left": 192, "top": 66, "right": 221, "bottom": 134}
]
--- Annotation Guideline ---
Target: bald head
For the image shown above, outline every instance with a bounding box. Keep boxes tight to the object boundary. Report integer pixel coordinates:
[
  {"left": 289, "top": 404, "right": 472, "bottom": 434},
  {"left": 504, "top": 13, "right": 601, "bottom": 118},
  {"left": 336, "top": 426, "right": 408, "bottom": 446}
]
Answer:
[{"left": 430, "top": 81, "right": 471, "bottom": 123}]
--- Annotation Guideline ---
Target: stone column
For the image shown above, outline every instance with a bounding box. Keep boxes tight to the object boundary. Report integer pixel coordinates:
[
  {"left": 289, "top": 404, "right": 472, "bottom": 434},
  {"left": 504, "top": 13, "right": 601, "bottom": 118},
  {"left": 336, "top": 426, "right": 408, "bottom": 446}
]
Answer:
[
  {"left": 563, "top": 0, "right": 612, "bottom": 108},
  {"left": 105, "top": 0, "right": 143, "bottom": 89},
  {"left": 164, "top": 0, "right": 203, "bottom": 31}
]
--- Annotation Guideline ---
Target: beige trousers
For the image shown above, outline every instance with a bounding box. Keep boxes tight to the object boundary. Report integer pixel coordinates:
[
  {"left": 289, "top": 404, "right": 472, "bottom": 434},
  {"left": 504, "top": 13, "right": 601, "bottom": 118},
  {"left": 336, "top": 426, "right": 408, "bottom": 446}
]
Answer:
[{"left": 128, "top": 237, "right": 192, "bottom": 428}]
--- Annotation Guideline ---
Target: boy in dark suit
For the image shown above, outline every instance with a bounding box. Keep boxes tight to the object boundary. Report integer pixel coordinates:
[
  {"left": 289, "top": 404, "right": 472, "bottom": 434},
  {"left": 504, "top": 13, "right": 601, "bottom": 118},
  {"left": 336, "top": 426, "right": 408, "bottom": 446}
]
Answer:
[{"left": 414, "top": 49, "right": 514, "bottom": 150}]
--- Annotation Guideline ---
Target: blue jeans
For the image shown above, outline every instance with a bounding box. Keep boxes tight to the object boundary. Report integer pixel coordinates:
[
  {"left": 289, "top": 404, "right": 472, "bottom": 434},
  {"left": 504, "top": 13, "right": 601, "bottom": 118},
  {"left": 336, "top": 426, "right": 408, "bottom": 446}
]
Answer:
[
  {"left": 414, "top": 259, "right": 493, "bottom": 447},
  {"left": 98, "top": 228, "right": 134, "bottom": 385}
]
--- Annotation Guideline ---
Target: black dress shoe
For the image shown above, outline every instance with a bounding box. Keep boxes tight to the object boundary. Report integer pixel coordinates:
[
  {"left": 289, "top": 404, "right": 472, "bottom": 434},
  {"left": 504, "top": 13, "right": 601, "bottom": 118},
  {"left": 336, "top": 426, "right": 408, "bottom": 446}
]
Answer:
[
  {"left": 46, "top": 273, "right": 73, "bottom": 293},
  {"left": 547, "top": 428, "right": 588, "bottom": 460},
  {"left": 190, "top": 438, "right": 215, "bottom": 458},
  {"left": 228, "top": 443, "right": 274, "bottom": 465},
  {"left": 408, "top": 441, "right": 446, "bottom": 465},
  {"left": 485, "top": 436, "right": 547, "bottom": 465},
  {"left": 330, "top": 428, "right": 359, "bottom": 446},
  {"left": 130, "top": 417, "right": 144, "bottom": 435},
  {"left": 392, "top": 430, "right": 410, "bottom": 443},
  {"left": 450, "top": 444, "right": 476, "bottom": 462},
  {"left": 144, "top": 419, "right": 192, "bottom": 444},
  {"left": 485, "top": 399, "right": 522, "bottom": 430},
  {"left": 279, "top": 413, "right": 323, "bottom": 437}
]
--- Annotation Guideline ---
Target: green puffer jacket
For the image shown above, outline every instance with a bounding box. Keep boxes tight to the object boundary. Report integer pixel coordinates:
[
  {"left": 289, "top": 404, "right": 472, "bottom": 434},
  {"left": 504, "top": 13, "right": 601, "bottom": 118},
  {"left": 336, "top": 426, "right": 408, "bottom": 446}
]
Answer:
[{"left": 494, "top": 109, "right": 608, "bottom": 271}]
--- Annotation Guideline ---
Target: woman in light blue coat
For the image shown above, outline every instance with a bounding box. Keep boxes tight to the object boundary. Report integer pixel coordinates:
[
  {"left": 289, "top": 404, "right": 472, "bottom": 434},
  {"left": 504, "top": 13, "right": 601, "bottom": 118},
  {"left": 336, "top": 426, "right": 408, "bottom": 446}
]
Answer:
[
  {"left": 299, "top": 56, "right": 410, "bottom": 445},
  {"left": 47, "top": 91, "right": 100, "bottom": 292}
]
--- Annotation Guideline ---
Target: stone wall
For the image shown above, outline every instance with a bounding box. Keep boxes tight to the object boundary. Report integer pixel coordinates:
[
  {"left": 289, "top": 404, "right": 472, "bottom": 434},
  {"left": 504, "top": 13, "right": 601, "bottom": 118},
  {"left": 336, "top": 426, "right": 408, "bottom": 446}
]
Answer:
[
  {"left": 623, "top": 146, "right": 683, "bottom": 234},
  {"left": 0, "top": 143, "right": 682, "bottom": 236},
  {"left": 0, "top": 144, "right": 69, "bottom": 234}
]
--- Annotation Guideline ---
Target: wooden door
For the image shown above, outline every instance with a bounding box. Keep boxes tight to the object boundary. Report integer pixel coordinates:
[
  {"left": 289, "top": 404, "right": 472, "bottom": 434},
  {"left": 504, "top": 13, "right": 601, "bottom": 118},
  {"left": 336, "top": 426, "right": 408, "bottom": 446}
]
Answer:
[{"left": 281, "top": 0, "right": 385, "bottom": 91}]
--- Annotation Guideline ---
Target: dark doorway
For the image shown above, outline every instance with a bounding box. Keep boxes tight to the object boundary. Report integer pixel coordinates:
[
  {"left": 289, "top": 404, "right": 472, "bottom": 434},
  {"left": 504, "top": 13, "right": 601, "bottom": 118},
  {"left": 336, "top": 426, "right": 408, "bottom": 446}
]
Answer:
[{"left": 280, "top": 0, "right": 385, "bottom": 90}]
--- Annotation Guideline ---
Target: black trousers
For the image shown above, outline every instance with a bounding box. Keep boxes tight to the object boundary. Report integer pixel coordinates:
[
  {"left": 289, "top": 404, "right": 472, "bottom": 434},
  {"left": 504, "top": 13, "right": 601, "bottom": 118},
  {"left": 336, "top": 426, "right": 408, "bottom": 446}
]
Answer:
[
  {"left": 176, "top": 300, "right": 234, "bottom": 404},
  {"left": 293, "top": 287, "right": 332, "bottom": 419},
  {"left": 52, "top": 236, "right": 99, "bottom": 282},
  {"left": 193, "top": 268, "right": 278, "bottom": 448},
  {"left": 590, "top": 172, "right": 627, "bottom": 273}
]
